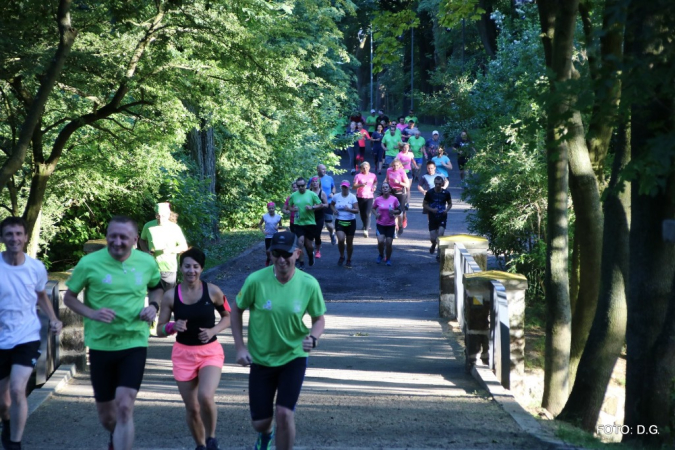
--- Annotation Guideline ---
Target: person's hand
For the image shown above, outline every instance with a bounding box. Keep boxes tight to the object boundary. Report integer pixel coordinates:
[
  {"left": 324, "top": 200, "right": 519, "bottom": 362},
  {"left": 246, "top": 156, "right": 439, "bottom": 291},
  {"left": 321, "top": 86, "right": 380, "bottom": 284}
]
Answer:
[
  {"left": 139, "top": 306, "right": 157, "bottom": 324},
  {"left": 236, "top": 349, "right": 253, "bottom": 366},
  {"left": 198, "top": 327, "right": 215, "bottom": 343},
  {"left": 290, "top": 206, "right": 299, "bottom": 212},
  {"left": 302, "top": 335, "right": 315, "bottom": 352},
  {"left": 49, "top": 320, "right": 63, "bottom": 335},
  {"left": 92, "top": 308, "right": 116, "bottom": 323},
  {"left": 305, "top": 205, "right": 313, "bottom": 211},
  {"left": 174, "top": 319, "right": 188, "bottom": 332}
]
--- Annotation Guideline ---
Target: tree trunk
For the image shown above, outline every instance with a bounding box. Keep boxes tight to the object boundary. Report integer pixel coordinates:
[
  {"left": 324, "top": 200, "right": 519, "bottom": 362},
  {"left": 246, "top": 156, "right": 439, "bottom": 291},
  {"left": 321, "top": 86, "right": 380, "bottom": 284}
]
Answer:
[
  {"left": 0, "top": 0, "right": 76, "bottom": 195},
  {"left": 23, "top": 162, "right": 55, "bottom": 245},
  {"left": 476, "top": 0, "right": 497, "bottom": 58},
  {"left": 540, "top": 0, "right": 578, "bottom": 416},
  {"left": 567, "top": 110, "right": 603, "bottom": 383},
  {"left": 558, "top": 116, "right": 630, "bottom": 431}
]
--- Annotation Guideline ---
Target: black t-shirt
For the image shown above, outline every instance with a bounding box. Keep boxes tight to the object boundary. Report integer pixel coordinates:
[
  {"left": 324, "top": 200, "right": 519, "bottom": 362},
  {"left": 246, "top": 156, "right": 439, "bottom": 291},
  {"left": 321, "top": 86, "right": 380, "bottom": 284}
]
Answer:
[
  {"left": 174, "top": 281, "right": 217, "bottom": 346},
  {"left": 376, "top": 114, "right": 389, "bottom": 125},
  {"left": 423, "top": 188, "right": 452, "bottom": 217}
]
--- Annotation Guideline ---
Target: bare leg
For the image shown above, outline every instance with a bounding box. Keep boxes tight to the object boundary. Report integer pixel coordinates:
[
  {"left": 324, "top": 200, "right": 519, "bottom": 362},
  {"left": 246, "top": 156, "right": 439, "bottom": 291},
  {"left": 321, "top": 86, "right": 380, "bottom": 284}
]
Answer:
[
  {"left": 385, "top": 237, "right": 393, "bottom": 259},
  {"left": 177, "top": 378, "right": 205, "bottom": 446},
  {"left": 377, "top": 236, "right": 385, "bottom": 257},
  {"left": 99, "top": 387, "right": 138, "bottom": 450},
  {"left": 197, "top": 366, "right": 222, "bottom": 439},
  {"left": 337, "top": 231, "right": 346, "bottom": 258},
  {"left": 7, "top": 366, "right": 32, "bottom": 442},
  {"left": 275, "top": 406, "right": 295, "bottom": 450},
  {"left": 346, "top": 235, "right": 354, "bottom": 260}
]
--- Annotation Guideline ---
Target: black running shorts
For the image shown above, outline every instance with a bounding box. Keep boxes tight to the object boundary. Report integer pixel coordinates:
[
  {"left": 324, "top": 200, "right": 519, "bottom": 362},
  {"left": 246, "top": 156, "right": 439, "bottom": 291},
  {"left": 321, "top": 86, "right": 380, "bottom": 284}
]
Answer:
[
  {"left": 89, "top": 347, "right": 147, "bottom": 402},
  {"left": 248, "top": 357, "right": 307, "bottom": 421},
  {"left": 0, "top": 340, "right": 41, "bottom": 380},
  {"left": 335, "top": 219, "right": 356, "bottom": 236}
]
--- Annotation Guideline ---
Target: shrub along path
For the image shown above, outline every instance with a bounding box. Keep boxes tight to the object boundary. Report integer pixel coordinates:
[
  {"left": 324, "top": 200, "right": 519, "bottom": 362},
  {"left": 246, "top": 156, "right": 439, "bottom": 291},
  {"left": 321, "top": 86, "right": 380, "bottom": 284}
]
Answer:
[{"left": 24, "top": 133, "right": 556, "bottom": 449}]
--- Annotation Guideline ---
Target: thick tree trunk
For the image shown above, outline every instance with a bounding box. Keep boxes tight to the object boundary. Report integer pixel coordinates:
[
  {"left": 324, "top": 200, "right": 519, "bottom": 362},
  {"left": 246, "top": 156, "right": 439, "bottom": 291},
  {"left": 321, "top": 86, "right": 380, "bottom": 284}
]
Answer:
[
  {"left": 476, "top": 0, "right": 497, "bottom": 58},
  {"left": 23, "top": 163, "right": 55, "bottom": 246},
  {"left": 624, "top": 1, "right": 675, "bottom": 445},
  {"left": 567, "top": 110, "right": 603, "bottom": 383},
  {"left": 540, "top": 0, "right": 578, "bottom": 416},
  {"left": 559, "top": 117, "right": 630, "bottom": 431},
  {"left": 0, "top": 0, "right": 76, "bottom": 194}
]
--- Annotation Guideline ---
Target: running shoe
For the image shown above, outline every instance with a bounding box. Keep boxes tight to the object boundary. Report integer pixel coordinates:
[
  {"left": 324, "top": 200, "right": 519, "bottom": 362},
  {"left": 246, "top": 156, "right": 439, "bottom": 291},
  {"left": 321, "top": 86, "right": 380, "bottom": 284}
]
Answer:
[
  {"left": 330, "top": 233, "right": 337, "bottom": 245},
  {"left": 386, "top": 259, "right": 392, "bottom": 266},
  {"left": 107, "top": 432, "right": 114, "bottom": 450},
  {"left": 398, "top": 227, "right": 403, "bottom": 236},
  {"left": 1, "top": 421, "right": 10, "bottom": 450},
  {"left": 429, "top": 244, "right": 436, "bottom": 254},
  {"left": 195, "top": 446, "right": 206, "bottom": 450},
  {"left": 338, "top": 256, "right": 345, "bottom": 266},
  {"left": 254, "top": 430, "right": 274, "bottom": 450},
  {"left": 206, "top": 437, "right": 220, "bottom": 450},
  {"left": 315, "top": 249, "right": 322, "bottom": 259},
  {"left": 364, "top": 230, "right": 369, "bottom": 238},
  {"left": 405, "top": 203, "right": 409, "bottom": 210},
  {"left": 376, "top": 255, "right": 383, "bottom": 264},
  {"left": 308, "top": 252, "right": 315, "bottom": 266},
  {"left": 403, "top": 217, "right": 408, "bottom": 228},
  {"left": 345, "top": 259, "right": 352, "bottom": 268}
]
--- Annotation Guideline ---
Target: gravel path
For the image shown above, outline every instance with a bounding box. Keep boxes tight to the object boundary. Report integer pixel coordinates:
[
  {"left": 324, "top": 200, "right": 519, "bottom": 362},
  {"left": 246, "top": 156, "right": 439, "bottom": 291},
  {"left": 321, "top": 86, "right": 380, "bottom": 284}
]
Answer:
[{"left": 23, "top": 132, "right": 555, "bottom": 449}]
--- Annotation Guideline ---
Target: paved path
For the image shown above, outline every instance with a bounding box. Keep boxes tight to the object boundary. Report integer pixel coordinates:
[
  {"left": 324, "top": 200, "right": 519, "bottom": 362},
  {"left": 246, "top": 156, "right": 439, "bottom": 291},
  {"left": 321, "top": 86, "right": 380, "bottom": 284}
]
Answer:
[{"left": 24, "top": 132, "right": 554, "bottom": 449}]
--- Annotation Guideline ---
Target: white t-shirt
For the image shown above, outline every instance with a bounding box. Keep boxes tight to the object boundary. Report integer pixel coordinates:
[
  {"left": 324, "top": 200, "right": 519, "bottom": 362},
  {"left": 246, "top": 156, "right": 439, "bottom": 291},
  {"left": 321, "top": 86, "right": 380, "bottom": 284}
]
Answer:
[
  {"left": 0, "top": 254, "right": 47, "bottom": 349},
  {"left": 262, "top": 213, "right": 282, "bottom": 238},
  {"left": 332, "top": 193, "right": 358, "bottom": 221}
]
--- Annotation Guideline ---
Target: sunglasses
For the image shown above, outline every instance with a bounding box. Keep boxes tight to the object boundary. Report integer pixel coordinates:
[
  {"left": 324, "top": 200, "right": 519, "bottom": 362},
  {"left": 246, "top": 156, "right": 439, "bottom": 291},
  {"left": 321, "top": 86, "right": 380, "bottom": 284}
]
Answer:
[
  {"left": 271, "top": 249, "right": 294, "bottom": 259},
  {"left": 296, "top": 183, "right": 306, "bottom": 188}
]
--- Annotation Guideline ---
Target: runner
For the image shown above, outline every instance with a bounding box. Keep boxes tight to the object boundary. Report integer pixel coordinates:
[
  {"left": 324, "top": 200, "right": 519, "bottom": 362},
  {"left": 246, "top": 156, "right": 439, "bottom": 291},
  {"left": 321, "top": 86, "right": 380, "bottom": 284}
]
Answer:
[
  {"left": 400, "top": 120, "right": 418, "bottom": 143},
  {"left": 396, "top": 143, "right": 418, "bottom": 182},
  {"left": 432, "top": 147, "right": 453, "bottom": 179},
  {"left": 395, "top": 116, "right": 407, "bottom": 133},
  {"left": 369, "top": 123, "right": 385, "bottom": 175},
  {"left": 408, "top": 129, "right": 426, "bottom": 180},
  {"left": 417, "top": 161, "right": 448, "bottom": 196},
  {"left": 376, "top": 110, "right": 389, "bottom": 126},
  {"left": 309, "top": 176, "right": 328, "bottom": 259},
  {"left": 453, "top": 130, "right": 475, "bottom": 183},
  {"left": 404, "top": 109, "right": 418, "bottom": 125},
  {"left": 287, "top": 177, "right": 323, "bottom": 270},
  {"left": 156, "top": 248, "right": 231, "bottom": 450},
  {"left": 385, "top": 159, "right": 410, "bottom": 235},
  {"left": 0, "top": 217, "right": 63, "bottom": 450},
  {"left": 354, "top": 122, "right": 371, "bottom": 175},
  {"left": 139, "top": 202, "right": 188, "bottom": 291},
  {"left": 282, "top": 181, "right": 298, "bottom": 235},
  {"left": 381, "top": 124, "right": 402, "bottom": 170},
  {"left": 425, "top": 130, "right": 442, "bottom": 164},
  {"left": 365, "top": 109, "right": 378, "bottom": 133},
  {"left": 352, "top": 162, "right": 378, "bottom": 238},
  {"left": 331, "top": 180, "right": 359, "bottom": 268},
  {"left": 372, "top": 182, "right": 401, "bottom": 266},
  {"left": 423, "top": 176, "right": 453, "bottom": 261},
  {"left": 316, "top": 164, "right": 337, "bottom": 245},
  {"left": 64, "top": 216, "right": 163, "bottom": 450},
  {"left": 231, "top": 231, "right": 326, "bottom": 450},
  {"left": 258, "top": 202, "right": 282, "bottom": 267}
]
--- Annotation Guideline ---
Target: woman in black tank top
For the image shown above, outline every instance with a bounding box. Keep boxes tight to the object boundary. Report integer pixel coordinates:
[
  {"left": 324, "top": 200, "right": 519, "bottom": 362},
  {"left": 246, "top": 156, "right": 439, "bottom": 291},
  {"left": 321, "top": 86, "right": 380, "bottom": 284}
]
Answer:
[{"left": 156, "top": 248, "right": 231, "bottom": 450}]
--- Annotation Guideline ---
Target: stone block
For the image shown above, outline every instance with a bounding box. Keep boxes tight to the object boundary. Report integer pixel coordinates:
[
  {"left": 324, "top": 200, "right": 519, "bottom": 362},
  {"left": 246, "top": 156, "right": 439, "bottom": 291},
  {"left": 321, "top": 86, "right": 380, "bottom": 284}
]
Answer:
[{"left": 83, "top": 239, "right": 107, "bottom": 254}]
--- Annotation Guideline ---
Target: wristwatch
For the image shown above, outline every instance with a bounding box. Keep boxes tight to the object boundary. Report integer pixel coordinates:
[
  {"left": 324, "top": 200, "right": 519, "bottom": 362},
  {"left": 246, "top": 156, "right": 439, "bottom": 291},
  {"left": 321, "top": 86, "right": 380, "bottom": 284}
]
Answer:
[{"left": 309, "top": 335, "right": 318, "bottom": 348}]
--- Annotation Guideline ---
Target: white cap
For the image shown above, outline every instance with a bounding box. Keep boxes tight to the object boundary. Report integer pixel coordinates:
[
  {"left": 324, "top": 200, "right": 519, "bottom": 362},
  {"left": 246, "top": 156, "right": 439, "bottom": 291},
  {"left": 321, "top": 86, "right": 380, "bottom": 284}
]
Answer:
[
  {"left": 432, "top": 130, "right": 439, "bottom": 136},
  {"left": 370, "top": 109, "right": 376, "bottom": 113}
]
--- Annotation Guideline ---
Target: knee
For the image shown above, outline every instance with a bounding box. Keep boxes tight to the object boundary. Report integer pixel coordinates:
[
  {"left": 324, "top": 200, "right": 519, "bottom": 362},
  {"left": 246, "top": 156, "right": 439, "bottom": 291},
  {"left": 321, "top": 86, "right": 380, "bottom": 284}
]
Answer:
[
  {"left": 197, "top": 391, "right": 213, "bottom": 409},
  {"left": 275, "top": 407, "right": 294, "bottom": 431},
  {"left": 98, "top": 407, "right": 116, "bottom": 430},
  {"left": 8, "top": 384, "right": 25, "bottom": 404},
  {"left": 115, "top": 397, "right": 135, "bottom": 424},
  {"left": 186, "top": 401, "right": 200, "bottom": 420}
]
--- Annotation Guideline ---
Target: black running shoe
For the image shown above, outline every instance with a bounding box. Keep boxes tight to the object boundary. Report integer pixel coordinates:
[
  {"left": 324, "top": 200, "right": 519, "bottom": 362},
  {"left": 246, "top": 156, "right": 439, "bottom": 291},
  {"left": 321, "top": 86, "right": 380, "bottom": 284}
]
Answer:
[
  {"left": 1, "top": 420, "right": 9, "bottom": 450},
  {"left": 308, "top": 252, "right": 315, "bottom": 266},
  {"left": 206, "top": 437, "right": 220, "bottom": 450}
]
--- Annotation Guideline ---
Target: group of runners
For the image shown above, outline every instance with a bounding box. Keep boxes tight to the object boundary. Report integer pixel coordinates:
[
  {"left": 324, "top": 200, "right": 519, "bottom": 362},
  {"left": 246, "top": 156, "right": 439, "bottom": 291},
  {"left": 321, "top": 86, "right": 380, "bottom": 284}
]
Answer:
[{"left": 0, "top": 211, "right": 325, "bottom": 450}]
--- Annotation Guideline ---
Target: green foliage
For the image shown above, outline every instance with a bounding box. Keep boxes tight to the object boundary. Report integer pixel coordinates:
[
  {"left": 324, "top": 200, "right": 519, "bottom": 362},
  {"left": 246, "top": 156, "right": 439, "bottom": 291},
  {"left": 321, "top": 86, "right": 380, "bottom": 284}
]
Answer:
[
  {"left": 437, "top": 0, "right": 486, "bottom": 28},
  {"left": 372, "top": 9, "right": 420, "bottom": 72}
]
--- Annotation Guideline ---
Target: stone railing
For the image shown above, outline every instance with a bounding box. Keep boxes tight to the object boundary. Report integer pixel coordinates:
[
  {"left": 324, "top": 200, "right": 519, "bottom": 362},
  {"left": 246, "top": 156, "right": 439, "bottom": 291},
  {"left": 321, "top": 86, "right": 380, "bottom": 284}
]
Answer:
[
  {"left": 35, "top": 281, "right": 61, "bottom": 385},
  {"left": 439, "top": 235, "right": 526, "bottom": 393}
]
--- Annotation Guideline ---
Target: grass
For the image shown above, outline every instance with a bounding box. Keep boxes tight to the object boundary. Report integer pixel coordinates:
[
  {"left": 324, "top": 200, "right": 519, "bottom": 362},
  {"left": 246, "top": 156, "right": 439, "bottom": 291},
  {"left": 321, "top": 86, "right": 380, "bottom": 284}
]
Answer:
[
  {"left": 555, "top": 421, "right": 641, "bottom": 449},
  {"left": 203, "top": 229, "right": 263, "bottom": 271}
]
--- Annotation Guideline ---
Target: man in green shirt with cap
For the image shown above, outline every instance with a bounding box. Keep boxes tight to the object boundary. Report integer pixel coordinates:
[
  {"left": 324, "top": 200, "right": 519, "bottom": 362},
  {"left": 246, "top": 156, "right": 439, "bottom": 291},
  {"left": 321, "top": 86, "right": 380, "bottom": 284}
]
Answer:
[{"left": 139, "top": 202, "right": 188, "bottom": 291}]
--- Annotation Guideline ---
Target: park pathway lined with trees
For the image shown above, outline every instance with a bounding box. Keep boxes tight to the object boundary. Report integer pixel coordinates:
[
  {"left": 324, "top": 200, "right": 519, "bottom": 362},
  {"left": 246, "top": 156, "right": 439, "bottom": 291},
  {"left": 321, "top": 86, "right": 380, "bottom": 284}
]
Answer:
[{"left": 22, "top": 145, "right": 560, "bottom": 449}]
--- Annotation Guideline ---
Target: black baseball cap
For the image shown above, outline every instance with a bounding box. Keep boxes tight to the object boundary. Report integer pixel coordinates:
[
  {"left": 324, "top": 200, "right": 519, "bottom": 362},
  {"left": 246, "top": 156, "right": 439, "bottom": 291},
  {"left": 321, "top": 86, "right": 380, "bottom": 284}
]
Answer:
[{"left": 268, "top": 231, "right": 297, "bottom": 253}]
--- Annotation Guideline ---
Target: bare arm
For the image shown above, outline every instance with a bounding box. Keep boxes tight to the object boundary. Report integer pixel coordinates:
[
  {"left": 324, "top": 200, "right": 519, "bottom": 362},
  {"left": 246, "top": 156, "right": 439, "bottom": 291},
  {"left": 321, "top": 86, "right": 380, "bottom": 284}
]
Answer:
[
  {"left": 197, "top": 284, "right": 231, "bottom": 343},
  {"left": 302, "top": 315, "right": 326, "bottom": 352},
  {"left": 37, "top": 290, "right": 62, "bottom": 334},
  {"left": 230, "top": 301, "right": 252, "bottom": 365},
  {"left": 155, "top": 289, "right": 175, "bottom": 337}
]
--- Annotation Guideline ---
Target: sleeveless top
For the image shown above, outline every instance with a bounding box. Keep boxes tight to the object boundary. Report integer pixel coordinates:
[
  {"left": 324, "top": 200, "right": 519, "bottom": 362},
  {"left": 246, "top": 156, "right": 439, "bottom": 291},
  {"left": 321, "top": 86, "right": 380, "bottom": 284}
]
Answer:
[
  {"left": 173, "top": 281, "right": 217, "bottom": 346},
  {"left": 312, "top": 190, "right": 326, "bottom": 222}
]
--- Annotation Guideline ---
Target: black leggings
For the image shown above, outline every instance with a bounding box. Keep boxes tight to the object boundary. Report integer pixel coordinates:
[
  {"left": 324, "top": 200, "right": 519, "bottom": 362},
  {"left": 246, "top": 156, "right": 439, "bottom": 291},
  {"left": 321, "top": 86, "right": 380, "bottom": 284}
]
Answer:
[{"left": 357, "top": 197, "right": 373, "bottom": 230}]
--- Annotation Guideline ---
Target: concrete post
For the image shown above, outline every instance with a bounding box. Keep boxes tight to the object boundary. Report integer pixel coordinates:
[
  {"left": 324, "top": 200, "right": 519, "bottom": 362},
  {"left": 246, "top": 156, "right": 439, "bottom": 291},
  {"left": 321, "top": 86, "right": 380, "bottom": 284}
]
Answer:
[
  {"left": 463, "top": 271, "right": 527, "bottom": 392},
  {"left": 438, "top": 235, "right": 488, "bottom": 319}
]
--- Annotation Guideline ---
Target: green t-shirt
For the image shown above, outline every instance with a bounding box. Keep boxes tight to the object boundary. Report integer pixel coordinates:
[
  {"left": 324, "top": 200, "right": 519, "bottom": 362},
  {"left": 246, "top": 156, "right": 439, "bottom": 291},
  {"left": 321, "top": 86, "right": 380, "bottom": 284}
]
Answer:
[
  {"left": 66, "top": 248, "right": 161, "bottom": 351},
  {"left": 404, "top": 115, "right": 418, "bottom": 125},
  {"left": 288, "top": 190, "right": 321, "bottom": 225},
  {"left": 409, "top": 136, "right": 426, "bottom": 158},
  {"left": 236, "top": 266, "right": 327, "bottom": 367},
  {"left": 140, "top": 220, "right": 187, "bottom": 272},
  {"left": 365, "top": 115, "right": 378, "bottom": 133},
  {"left": 382, "top": 133, "right": 402, "bottom": 157}
]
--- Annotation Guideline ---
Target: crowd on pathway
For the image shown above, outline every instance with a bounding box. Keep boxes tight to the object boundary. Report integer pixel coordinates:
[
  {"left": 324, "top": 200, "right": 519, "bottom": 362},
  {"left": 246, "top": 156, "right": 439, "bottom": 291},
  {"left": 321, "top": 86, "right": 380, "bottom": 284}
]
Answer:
[{"left": 0, "top": 109, "right": 475, "bottom": 450}]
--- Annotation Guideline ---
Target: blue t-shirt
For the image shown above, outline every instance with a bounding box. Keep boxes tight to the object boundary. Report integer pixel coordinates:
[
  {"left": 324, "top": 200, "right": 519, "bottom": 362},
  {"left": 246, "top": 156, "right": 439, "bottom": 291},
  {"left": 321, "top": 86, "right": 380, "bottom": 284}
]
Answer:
[
  {"left": 432, "top": 155, "right": 451, "bottom": 177},
  {"left": 319, "top": 175, "right": 335, "bottom": 202}
]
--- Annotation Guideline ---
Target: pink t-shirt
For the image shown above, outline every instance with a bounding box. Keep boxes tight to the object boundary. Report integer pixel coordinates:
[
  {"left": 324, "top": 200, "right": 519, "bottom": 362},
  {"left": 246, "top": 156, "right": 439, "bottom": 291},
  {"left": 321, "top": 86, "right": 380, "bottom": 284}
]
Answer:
[
  {"left": 353, "top": 172, "right": 377, "bottom": 199},
  {"left": 357, "top": 129, "right": 370, "bottom": 147},
  {"left": 373, "top": 195, "right": 400, "bottom": 226},
  {"left": 396, "top": 123, "right": 407, "bottom": 132},
  {"left": 397, "top": 151, "right": 413, "bottom": 171},
  {"left": 386, "top": 167, "right": 408, "bottom": 191}
]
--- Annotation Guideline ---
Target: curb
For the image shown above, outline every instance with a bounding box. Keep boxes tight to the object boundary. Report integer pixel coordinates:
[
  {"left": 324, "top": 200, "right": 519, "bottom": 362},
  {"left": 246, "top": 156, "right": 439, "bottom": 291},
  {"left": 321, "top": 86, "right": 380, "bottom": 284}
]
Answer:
[{"left": 27, "top": 365, "right": 76, "bottom": 416}]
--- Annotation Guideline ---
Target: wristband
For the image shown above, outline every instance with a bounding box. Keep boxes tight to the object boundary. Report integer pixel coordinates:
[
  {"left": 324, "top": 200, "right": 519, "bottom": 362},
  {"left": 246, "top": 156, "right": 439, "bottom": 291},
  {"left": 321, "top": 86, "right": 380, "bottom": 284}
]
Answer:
[
  {"left": 164, "top": 322, "right": 176, "bottom": 336},
  {"left": 149, "top": 301, "right": 160, "bottom": 313},
  {"left": 309, "top": 334, "right": 318, "bottom": 348}
]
